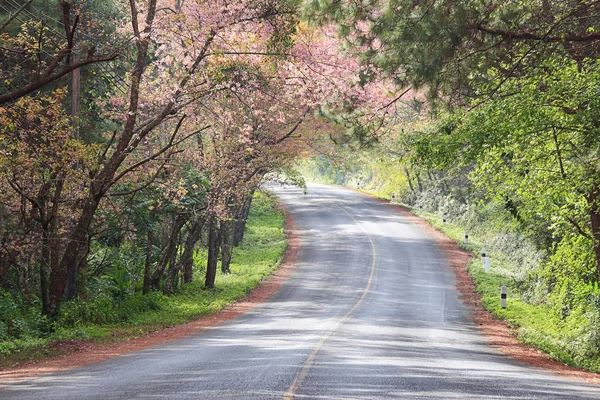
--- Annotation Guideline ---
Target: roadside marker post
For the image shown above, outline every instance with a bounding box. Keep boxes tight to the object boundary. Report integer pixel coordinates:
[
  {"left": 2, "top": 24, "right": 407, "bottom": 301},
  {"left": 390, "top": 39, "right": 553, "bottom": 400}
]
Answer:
[
  {"left": 484, "top": 257, "right": 490, "bottom": 273},
  {"left": 501, "top": 286, "right": 507, "bottom": 308},
  {"left": 464, "top": 231, "right": 469, "bottom": 244},
  {"left": 443, "top": 216, "right": 447, "bottom": 226},
  {"left": 391, "top": 193, "right": 395, "bottom": 202},
  {"left": 481, "top": 247, "right": 490, "bottom": 272},
  {"left": 419, "top": 204, "right": 423, "bottom": 211}
]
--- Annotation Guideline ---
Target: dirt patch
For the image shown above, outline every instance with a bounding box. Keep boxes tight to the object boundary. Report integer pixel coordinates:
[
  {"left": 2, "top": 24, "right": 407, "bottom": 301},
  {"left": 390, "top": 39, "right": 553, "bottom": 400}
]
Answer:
[
  {"left": 372, "top": 197, "right": 600, "bottom": 385},
  {"left": 43, "top": 340, "right": 88, "bottom": 356},
  {"left": 0, "top": 207, "right": 300, "bottom": 381}
]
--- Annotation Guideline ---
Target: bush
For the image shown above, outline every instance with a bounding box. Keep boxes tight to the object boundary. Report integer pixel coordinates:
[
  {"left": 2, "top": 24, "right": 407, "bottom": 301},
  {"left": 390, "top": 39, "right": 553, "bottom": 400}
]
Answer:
[
  {"left": 540, "top": 235, "right": 597, "bottom": 290},
  {"left": 0, "top": 290, "right": 45, "bottom": 341},
  {"left": 57, "top": 294, "right": 118, "bottom": 327}
]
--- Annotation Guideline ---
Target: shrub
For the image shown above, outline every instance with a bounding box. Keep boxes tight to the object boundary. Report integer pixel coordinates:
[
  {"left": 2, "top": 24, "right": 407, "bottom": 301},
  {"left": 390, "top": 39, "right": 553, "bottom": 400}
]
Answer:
[{"left": 0, "top": 290, "right": 26, "bottom": 340}]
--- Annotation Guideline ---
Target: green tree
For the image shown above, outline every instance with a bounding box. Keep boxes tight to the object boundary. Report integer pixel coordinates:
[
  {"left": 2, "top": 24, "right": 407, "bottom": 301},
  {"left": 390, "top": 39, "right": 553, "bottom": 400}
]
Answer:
[
  {"left": 412, "top": 58, "right": 600, "bottom": 279},
  {"left": 304, "top": 0, "right": 600, "bottom": 104}
]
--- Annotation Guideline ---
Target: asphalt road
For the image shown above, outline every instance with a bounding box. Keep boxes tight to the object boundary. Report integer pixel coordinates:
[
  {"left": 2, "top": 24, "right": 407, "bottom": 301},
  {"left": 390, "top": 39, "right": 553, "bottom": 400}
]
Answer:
[{"left": 1, "top": 183, "right": 600, "bottom": 399}]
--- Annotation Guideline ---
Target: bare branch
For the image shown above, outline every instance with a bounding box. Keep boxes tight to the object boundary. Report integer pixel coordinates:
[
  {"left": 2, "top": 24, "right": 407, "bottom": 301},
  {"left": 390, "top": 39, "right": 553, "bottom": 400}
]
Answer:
[
  {"left": 112, "top": 124, "right": 210, "bottom": 185},
  {"left": 276, "top": 109, "right": 309, "bottom": 144},
  {"left": 0, "top": 0, "right": 33, "bottom": 33},
  {"left": 0, "top": 53, "right": 118, "bottom": 104},
  {"left": 111, "top": 162, "right": 168, "bottom": 197},
  {"left": 376, "top": 87, "right": 411, "bottom": 112}
]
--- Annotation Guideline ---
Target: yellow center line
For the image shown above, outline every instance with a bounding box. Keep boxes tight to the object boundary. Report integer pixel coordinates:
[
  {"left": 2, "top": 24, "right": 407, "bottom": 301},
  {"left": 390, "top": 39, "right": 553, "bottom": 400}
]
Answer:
[{"left": 284, "top": 203, "right": 377, "bottom": 399}]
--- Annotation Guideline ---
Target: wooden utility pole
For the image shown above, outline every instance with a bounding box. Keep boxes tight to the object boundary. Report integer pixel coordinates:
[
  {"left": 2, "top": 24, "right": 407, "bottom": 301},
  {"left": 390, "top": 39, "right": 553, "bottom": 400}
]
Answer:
[{"left": 65, "top": 48, "right": 81, "bottom": 300}]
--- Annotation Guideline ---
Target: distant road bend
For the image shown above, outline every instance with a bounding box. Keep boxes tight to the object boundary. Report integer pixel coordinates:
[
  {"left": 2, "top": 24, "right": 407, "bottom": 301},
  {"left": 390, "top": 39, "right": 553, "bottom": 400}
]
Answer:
[{"left": 1, "top": 183, "right": 600, "bottom": 399}]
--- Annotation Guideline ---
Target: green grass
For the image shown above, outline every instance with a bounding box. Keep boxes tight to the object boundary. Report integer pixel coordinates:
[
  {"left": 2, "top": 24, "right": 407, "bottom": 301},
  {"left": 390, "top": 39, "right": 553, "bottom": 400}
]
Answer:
[
  {"left": 362, "top": 189, "right": 600, "bottom": 373},
  {"left": 0, "top": 191, "right": 287, "bottom": 365}
]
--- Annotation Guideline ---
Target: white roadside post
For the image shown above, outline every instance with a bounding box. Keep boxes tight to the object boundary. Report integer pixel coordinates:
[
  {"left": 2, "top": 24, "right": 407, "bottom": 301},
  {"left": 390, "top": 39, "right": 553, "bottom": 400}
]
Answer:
[
  {"left": 443, "top": 216, "right": 447, "bottom": 226},
  {"left": 464, "top": 231, "right": 469, "bottom": 244},
  {"left": 500, "top": 286, "right": 508, "bottom": 309},
  {"left": 391, "top": 193, "right": 395, "bottom": 202},
  {"left": 419, "top": 204, "right": 423, "bottom": 211},
  {"left": 481, "top": 247, "right": 490, "bottom": 272}
]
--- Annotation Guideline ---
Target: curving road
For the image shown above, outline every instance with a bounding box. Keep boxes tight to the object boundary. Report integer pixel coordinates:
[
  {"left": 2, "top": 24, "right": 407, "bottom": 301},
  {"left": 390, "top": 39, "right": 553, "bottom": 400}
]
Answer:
[{"left": 1, "top": 183, "right": 600, "bottom": 399}]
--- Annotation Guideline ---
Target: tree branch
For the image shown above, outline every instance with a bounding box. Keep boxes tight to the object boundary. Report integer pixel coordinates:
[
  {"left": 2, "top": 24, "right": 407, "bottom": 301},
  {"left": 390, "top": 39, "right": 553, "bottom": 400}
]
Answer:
[
  {"left": 112, "top": 124, "right": 210, "bottom": 185},
  {"left": 376, "top": 87, "right": 411, "bottom": 112},
  {"left": 111, "top": 162, "right": 168, "bottom": 197},
  {"left": 0, "top": 53, "right": 118, "bottom": 104},
  {"left": 0, "top": 0, "right": 33, "bottom": 33},
  {"left": 475, "top": 25, "right": 600, "bottom": 43},
  {"left": 566, "top": 216, "right": 592, "bottom": 240},
  {"left": 276, "top": 110, "right": 309, "bottom": 144}
]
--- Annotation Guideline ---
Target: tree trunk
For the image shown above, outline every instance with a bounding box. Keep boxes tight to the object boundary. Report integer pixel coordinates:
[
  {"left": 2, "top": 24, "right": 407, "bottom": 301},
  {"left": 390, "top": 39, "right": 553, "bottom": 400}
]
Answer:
[
  {"left": 403, "top": 166, "right": 415, "bottom": 193},
  {"left": 588, "top": 182, "right": 600, "bottom": 281},
  {"left": 163, "top": 238, "right": 180, "bottom": 296},
  {"left": 181, "top": 218, "right": 203, "bottom": 284},
  {"left": 66, "top": 228, "right": 91, "bottom": 300},
  {"left": 205, "top": 217, "right": 219, "bottom": 288},
  {"left": 220, "top": 219, "right": 234, "bottom": 274},
  {"left": 151, "top": 216, "right": 185, "bottom": 291},
  {"left": 233, "top": 190, "right": 254, "bottom": 246},
  {"left": 75, "top": 235, "right": 92, "bottom": 298},
  {"left": 415, "top": 172, "right": 423, "bottom": 192},
  {"left": 40, "top": 227, "right": 51, "bottom": 316},
  {"left": 42, "top": 176, "right": 65, "bottom": 316},
  {"left": 47, "top": 196, "right": 101, "bottom": 317},
  {"left": 20, "top": 262, "right": 32, "bottom": 302},
  {"left": 65, "top": 258, "right": 78, "bottom": 301},
  {"left": 0, "top": 249, "right": 14, "bottom": 286},
  {"left": 143, "top": 229, "right": 153, "bottom": 295}
]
